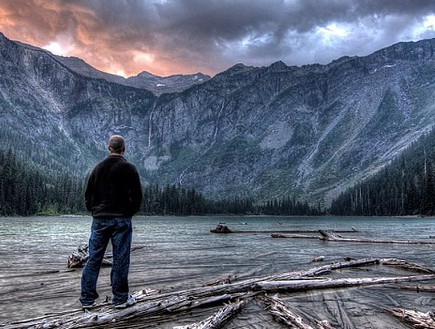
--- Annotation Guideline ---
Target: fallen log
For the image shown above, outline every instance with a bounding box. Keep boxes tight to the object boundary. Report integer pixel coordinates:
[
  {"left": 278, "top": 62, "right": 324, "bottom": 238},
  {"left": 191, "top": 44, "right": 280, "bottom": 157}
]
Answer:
[
  {"left": 311, "top": 256, "right": 325, "bottom": 263},
  {"left": 210, "top": 224, "right": 233, "bottom": 233},
  {"left": 261, "top": 294, "right": 335, "bottom": 329},
  {"left": 253, "top": 274, "right": 435, "bottom": 292},
  {"left": 173, "top": 299, "right": 248, "bottom": 329},
  {"left": 2, "top": 290, "right": 251, "bottom": 329},
  {"left": 211, "top": 225, "right": 358, "bottom": 234},
  {"left": 319, "top": 230, "right": 435, "bottom": 245},
  {"left": 381, "top": 258, "right": 435, "bottom": 273},
  {"left": 272, "top": 233, "right": 321, "bottom": 239},
  {"left": 389, "top": 308, "right": 435, "bottom": 329},
  {"left": 67, "top": 245, "right": 146, "bottom": 268},
  {"left": 67, "top": 245, "right": 112, "bottom": 268}
]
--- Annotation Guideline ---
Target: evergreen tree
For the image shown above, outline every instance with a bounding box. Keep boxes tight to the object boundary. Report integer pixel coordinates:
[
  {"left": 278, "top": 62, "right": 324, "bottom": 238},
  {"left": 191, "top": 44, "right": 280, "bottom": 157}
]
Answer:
[{"left": 330, "top": 128, "right": 435, "bottom": 216}]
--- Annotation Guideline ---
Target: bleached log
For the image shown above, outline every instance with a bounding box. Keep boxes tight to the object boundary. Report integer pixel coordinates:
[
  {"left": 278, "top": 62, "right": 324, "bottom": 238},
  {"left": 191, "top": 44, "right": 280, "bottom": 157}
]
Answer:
[
  {"left": 189, "top": 258, "right": 385, "bottom": 297},
  {"left": 389, "top": 308, "right": 435, "bottom": 329},
  {"left": 1, "top": 290, "right": 251, "bottom": 329},
  {"left": 302, "top": 258, "right": 380, "bottom": 277},
  {"left": 67, "top": 245, "right": 146, "bottom": 268},
  {"left": 271, "top": 233, "right": 320, "bottom": 239},
  {"left": 261, "top": 294, "right": 331, "bottom": 329},
  {"left": 210, "top": 224, "right": 233, "bottom": 233},
  {"left": 193, "top": 258, "right": 432, "bottom": 296},
  {"left": 253, "top": 274, "right": 435, "bottom": 292},
  {"left": 263, "top": 294, "right": 335, "bottom": 328},
  {"left": 311, "top": 256, "right": 325, "bottom": 262},
  {"left": 211, "top": 225, "right": 357, "bottom": 234},
  {"left": 380, "top": 258, "right": 435, "bottom": 273},
  {"left": 173, "top": 299, "right": 248, "bottom": 329},
  {"left": 317, "top": 320, "right": 335, "bottom": 329},
  {"left": 319, "top": 230, "right": 435, "bottom": 245},
  {"left": 67, "top": 245, "right": 113, "bottom": 268}
]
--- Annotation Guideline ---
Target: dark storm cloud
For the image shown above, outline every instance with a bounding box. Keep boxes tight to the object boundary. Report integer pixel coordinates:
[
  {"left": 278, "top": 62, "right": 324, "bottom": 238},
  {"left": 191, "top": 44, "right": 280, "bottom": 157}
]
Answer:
[{"left": 0, "top": 0, "right": 434, "bottom": 76}]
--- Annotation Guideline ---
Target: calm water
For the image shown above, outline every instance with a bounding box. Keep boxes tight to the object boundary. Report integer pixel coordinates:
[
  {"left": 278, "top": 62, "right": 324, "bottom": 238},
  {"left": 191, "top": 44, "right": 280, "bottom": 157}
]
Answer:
[{"left": 0, "top": 215, "right": 434, "bottom": 328}]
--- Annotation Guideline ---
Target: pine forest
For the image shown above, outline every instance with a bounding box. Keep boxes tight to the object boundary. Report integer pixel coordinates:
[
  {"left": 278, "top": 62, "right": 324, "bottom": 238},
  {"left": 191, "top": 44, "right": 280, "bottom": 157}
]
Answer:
[{"left": 330, "top": 128, "right": 435, "bottom": 216}]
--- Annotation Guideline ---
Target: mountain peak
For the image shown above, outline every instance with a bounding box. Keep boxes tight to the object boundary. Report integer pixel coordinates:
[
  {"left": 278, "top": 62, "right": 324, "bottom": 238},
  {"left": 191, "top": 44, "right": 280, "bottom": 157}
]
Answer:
[
  {"left": 268, "top": 61, "right": 289, "bottom": 71},
  {"left": 135, "top": 71, "right": 157, "bottom": 79},
  {"left": 126, "top": 71, "right": 210, "bottom": 95}
]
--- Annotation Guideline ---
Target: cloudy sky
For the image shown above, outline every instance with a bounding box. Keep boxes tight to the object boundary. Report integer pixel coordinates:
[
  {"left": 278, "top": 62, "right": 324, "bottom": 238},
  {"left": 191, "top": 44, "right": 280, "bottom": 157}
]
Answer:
[{"left": 1, "top": 0, "right": 435, "bottom": 77}]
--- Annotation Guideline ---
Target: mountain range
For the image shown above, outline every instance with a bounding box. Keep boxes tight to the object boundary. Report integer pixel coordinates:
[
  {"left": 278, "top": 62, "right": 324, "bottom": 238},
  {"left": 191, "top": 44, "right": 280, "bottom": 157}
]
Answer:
[
  {"left": 1, "top": 32, "right": 435, "bottom": 207},
  {"left": 53, "top": 54, "right": 210, "bottom": 95}
]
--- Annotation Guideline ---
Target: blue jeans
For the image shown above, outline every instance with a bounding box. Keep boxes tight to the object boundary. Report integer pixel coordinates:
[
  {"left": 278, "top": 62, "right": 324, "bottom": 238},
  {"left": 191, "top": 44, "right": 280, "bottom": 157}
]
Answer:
[{"left": 79, "top": 217, "right": 133, "bottom": 306}]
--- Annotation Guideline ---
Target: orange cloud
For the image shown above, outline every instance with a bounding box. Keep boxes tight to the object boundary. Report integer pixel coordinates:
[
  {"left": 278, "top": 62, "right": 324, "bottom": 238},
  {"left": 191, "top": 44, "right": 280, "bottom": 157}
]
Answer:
[
  {"left": 0, "top": 0, "right": 178, "bottom": 77},
  {"left": 3, "top": 0, "right": 433, "bottom": 78},
  {"left": 0, "top": 0, "right": 236, "bottom": 77}
]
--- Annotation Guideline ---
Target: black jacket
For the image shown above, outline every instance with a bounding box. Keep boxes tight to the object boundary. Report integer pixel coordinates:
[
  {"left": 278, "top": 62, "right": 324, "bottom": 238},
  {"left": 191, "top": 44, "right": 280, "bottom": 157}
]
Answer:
[{"left": 85, "top": 155, "right": 142, "bottom": 218}]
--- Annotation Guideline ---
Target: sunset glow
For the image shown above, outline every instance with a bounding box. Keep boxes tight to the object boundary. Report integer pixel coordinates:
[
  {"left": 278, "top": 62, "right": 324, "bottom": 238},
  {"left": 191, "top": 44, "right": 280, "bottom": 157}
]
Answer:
[{"left": 0, "top": 1, "right": 434, "bottom": 77}]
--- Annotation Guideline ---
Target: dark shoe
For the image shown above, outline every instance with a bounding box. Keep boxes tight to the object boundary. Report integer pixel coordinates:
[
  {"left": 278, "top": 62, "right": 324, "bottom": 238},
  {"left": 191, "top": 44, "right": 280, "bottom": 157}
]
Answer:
[
  {"left": 114, "top": 295, "right": 136, "bottom": 309},
  {"left": 82, "top": 301, "right": 96, "bottom": 310}
]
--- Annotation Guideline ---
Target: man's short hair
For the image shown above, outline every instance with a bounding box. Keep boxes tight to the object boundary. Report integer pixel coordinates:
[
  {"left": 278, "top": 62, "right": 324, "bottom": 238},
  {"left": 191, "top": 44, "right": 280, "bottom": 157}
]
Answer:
[{"left": 108, "top": 135, "right": 125, "bottom": 153}]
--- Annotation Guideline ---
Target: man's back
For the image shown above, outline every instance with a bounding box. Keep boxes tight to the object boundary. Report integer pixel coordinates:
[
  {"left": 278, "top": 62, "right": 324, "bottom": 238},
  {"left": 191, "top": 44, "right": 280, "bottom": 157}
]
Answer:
[{"left": 85, "top": 155, "right": 142, "bottom": 218}]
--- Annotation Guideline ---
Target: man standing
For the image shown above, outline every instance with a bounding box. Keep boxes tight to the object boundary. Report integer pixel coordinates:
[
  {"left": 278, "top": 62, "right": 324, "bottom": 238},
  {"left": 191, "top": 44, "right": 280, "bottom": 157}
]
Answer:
[{"left": 80, "top": 135, "right": 142, "bottom": 310}]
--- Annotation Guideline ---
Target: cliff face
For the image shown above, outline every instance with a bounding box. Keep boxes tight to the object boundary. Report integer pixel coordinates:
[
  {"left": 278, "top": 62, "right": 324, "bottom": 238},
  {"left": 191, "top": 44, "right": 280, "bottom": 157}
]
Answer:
[
  {"left": 0, "top": 33, "right": 156, "bottom": 175},
  {"left": 1, "top": 32, "right": 435, "bottom": 205}
]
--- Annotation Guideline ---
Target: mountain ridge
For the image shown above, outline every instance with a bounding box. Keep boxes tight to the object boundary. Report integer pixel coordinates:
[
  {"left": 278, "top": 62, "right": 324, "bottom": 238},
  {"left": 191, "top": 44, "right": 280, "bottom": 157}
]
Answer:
[
  {"left": 51, "top": 52, "right": 211, "bottom": 95},
  {"left": 7, "top": 32, "right": 211, "bottom": 96},
  {"left": 1, "top": 32, "right": 435, "bottom": 206}
]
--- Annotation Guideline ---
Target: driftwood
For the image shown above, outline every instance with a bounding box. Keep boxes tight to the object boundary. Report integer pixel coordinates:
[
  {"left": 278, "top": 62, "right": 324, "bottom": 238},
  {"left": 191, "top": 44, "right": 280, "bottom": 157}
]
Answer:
[
  {"left": 381, "top": 258, "right": 435, "bottom": 273},
  {"left": 253, "top": 274, "right": 435, "bottom": 292},
  {"left": 211, "top": 225, "right": 357, "bottom": 234},
  {"left": 311, "top": 256, "right": 325, "bottom": 262},
  {"left": 67, "top": 245, "right": 113, "bottom": 268},
  {"left": 261, "top": 294, "right": 335, "bottom": 329},
  {"left": 390, "top": 308, "right": 435, "bottom": 329},
  {"left": 173, "top": 299, "right": 248, "bottom": 329},
  {"left": 210, "top": 224, "right": 233, "bottom": 233},
  {"left": 67, "top": 245, "right": 146, "bottom": 268},
  {"left": 271, "top": 233, "right": 320, "bottom": 239},
  {"left": 3, "top": 257, "right": 435, "bottom": 329},
  {"left": 270, "top": 230, "right": 435, "bottom": 245},
  {"left": 319, "top": 230, "right": 435, "bottom": 245}
]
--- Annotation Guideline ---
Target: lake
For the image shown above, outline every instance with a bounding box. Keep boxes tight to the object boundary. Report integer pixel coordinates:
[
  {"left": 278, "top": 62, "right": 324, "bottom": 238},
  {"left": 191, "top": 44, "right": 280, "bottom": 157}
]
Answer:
[{"left": 0, "top": 215, "right": 434, "bottom": 328}]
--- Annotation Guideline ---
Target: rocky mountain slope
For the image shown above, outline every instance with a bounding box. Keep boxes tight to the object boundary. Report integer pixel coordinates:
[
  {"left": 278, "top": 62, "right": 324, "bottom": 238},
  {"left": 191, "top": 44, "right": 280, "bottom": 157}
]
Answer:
[
  {"left": 54, "top": 54, "right": 210, "bottom": 95},
  {"left": 15, "top": 39, "right": 210, "bottom": 95},
  {"left": 1, "top": 32, "right": 434, "bottom": 206}
]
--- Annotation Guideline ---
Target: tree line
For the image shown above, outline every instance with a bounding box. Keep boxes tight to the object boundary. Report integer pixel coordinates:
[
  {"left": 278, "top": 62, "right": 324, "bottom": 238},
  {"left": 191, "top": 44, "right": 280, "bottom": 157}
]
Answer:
[
  {"left": 0, "top": 148, "right": 321, "bottom": 217},
  {"left": 330, "top": 128, "right": 435, "bottom": 216},
  {"left": 142, "top": 186, "right": 323, "bottom": 216},
  {"left": 0, "top": 149, "right": 86, "bottom": 216}
]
